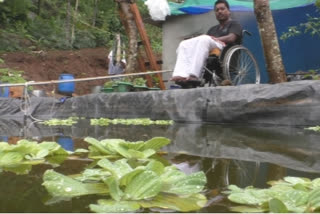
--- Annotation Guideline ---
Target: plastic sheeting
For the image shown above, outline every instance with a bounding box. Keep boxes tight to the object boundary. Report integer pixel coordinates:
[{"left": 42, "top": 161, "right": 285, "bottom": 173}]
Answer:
[
  {"left": 1, "top": 81, "right": 320, "bottom": 126},
  {"left": 1, "top": 119, "right": 320, "bottom": 174},
  {"left": 169, "top": 0, "right": 316, "bottom": 15}
]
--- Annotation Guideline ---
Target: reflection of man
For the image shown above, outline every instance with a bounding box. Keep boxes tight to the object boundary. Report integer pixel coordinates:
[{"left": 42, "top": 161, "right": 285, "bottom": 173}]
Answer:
[
  {"left": 108, "top": 50, "right": 126, "bottom": 75},
  {"left": 171, "top": 0, "right": 242, "bottom": 83}
]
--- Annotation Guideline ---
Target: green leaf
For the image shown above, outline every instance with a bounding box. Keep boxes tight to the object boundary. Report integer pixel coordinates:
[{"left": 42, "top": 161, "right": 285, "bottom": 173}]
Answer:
[
  {"left": 97, "top": 159, "right": 132, "bottom": 179},
  {"left": 284, "top": 176, "right": 311, "bottom": 187},
  {"left": 0, "top": 152, "right": 23, "bottom": 165},
  {"left": 119, "top": 140, "right": 145, "bottom": 151},
  {"left": 146, "top": 160, "right": 165, "bottom": 176},
  {"left": 1, "top": 164, "right": 32, "bottom": 175},
  {"left": 73, "top": 148, "right": 89, "bottom": 154},
  {"left": 119, "top": 167, "right": 145, "bottom": 186},
  {"left": 104, "top": 176, "right": 124, "bottom": 201},
  {"left": 139, "top": 192, "right": 207, "bottom": 212},
  {"left": 312, "top": 178, "right": 320, "bottom": 188},
  {"left": 124, "top": 170, "right": 162, "bottom": 200},
  {"left": 227, "top": 188, "right": 271, "bottom": 205},
  {"left": 42, "top": 170, "right": 109, "bottom": 198},
  {"left": 142, "top": 137, "right": 171, "bottom": 151},
  {"left": 307, "top": 188, "right": 320, "bottom": 211},
  {"left": 269, "top": 198, "right": 288, "bottom": 213},
  {"left": 229, "top": 205, "right": 267, "bottom": 213},
  {"left": 162, "top": 171, "right": 207, "bottom": 195},
  {"left": 90, "top": 200, "right": 140, "bottom": 213},
  {"left": 35, "top": 149, "right": 49, "bottom": 159},
  {"left": 85, "top": 137, "right": 113, "bottom": 155},
  {"left": 75, "top": 168, "right": 111, "bottom": 182}
]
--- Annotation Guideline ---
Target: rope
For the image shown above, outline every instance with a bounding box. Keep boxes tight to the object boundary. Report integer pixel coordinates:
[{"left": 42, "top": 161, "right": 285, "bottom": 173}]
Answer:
[
  {"left": 1, "top": 69, "right": 172, "bottom": 122},
  {"left": 0, "top": 69, "right": 172, "bottom": 87}
]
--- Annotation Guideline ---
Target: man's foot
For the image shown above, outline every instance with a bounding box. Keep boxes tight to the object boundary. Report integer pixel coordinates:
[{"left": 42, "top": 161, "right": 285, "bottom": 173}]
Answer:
[
  {"left": 171, "top": 76, "right": 188, "bottom": 82},
  {"left": 174, "top": 75, "right": 201, "bottom": 89}
]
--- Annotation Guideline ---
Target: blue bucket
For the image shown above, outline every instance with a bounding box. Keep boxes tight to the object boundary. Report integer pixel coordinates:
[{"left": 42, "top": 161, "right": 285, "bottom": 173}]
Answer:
[
  {"left": 58, "top": 74, "right": 75, "bottom": 94},
  {"left": 0, "top": 86, "right": 9, "bottom": 97},
  {"left": 57, "top": 136, "right": 74, "bottom": 151},
  {"left": 0, "top": 136, "right": 8, "bottom": 142}
]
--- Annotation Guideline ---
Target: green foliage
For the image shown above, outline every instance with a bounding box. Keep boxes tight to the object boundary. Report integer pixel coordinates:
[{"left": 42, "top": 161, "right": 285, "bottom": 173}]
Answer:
[
  {"left": 0, "top": 67, "right": 27, "bottom": 83},
  {"left": 133, "top": 77, "right": 147, "bottom": 86},
  {"left": 103, "top": 80, "right": 114, "bottom": 88},
  {"left": 0, "top": 139, "right": 69, "bottom": 174},
  {"left": 225, "top": 176, "right": 320, "bottom": 213},
  {"left": 305, "top": 126, "right": 320, "bottom": 132},
  {"left": 281, "top": 1, "right": 320, "bottom": 41},
  {"left": 40, "top": 117, "right": 80, "bottom": 126},
  {"left": 43, "top": 157, "right": 207, "bottom": 213},
  {"left": 0, "top": 0, "right": 163, "bottom": 53},
  {"left": 84, "top": 137, "right": 171, "bottom": 160},
  {"left": 90, "top": 118, "right": 174, "bottom": 126}
]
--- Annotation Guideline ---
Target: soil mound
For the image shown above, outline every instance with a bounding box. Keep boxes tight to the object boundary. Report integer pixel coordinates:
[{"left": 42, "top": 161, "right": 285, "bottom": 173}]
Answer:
[{"left": 0, "top": 47, "right": 109, "bottom": 95}]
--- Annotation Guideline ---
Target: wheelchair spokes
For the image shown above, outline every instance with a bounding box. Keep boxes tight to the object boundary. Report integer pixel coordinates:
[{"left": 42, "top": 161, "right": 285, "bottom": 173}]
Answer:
[{"left": 223, "top": 45, "right": 260, "bottom": 85}]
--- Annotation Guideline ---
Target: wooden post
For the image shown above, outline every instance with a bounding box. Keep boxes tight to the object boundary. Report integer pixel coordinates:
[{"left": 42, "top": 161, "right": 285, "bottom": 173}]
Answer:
[{"left": 129, "top": 3, "right": 166, "bottom": 90}]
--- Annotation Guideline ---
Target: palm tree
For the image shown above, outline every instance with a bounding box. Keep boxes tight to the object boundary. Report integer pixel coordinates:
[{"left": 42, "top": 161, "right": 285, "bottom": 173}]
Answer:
[{"left": 253, "top": 0, "right": 287, "bottom": 83}]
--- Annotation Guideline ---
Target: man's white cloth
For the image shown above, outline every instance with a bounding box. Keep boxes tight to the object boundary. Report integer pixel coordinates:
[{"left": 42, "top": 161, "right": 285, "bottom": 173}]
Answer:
[{"left": 172, "top": 35, "right": 225, "bottom": 78}]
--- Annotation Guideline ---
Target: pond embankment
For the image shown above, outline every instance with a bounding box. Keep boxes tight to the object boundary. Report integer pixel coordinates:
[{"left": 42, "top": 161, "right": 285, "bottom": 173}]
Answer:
[{"left": 1, "top": 80, "right": 320, "bottom": 126}]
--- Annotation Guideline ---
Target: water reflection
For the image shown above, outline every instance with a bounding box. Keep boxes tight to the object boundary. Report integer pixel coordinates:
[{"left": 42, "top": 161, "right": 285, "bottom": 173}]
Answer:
[{"left": 1, "top": 118, "right": 320, "bottom": 212}]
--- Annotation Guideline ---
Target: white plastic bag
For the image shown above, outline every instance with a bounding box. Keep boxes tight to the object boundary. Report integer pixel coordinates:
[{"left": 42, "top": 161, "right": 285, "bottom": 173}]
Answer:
[{"left": 144, "top": 0, "right": 171, "bottom": 21}]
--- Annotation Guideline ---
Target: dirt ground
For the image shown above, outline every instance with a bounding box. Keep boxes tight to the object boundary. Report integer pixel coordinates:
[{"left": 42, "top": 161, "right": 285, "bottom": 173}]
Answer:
[{"left": 0, "top": 47, "right": 111, "bottom": 95}]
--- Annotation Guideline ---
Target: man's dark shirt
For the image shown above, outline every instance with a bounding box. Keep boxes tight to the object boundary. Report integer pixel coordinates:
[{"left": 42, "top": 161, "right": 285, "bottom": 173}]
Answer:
[{"left": 207, "top": 20, "right": 243, "bottom": 45}]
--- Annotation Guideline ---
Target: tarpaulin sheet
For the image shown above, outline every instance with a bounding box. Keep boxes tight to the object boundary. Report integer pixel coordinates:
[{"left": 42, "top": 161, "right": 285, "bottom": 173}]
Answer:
[
  {"left": 169, "top": 0, "right": 316, "bottom": 15},
  {"left": 1, "top": 118, "right": 320, "bottom": 174},
  {"left": 1, "top": 80, "right": 320, "bottom": 126}
]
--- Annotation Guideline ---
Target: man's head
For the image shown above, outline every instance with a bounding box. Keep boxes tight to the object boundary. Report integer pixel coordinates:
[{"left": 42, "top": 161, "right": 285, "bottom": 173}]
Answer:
[{"left": 214, "top": 0, "right": 231, "bottom": 23}]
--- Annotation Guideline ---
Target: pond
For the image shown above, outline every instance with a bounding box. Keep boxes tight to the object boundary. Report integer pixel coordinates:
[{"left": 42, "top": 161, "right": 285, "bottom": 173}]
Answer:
[{"left": 1, "top": 118, "right": 320, "bottom": 213}]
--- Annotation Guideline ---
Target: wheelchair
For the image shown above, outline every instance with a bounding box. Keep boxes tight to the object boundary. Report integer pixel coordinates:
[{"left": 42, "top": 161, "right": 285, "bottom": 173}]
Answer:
[{"left": 176, "top": 31, "right": 261, "bottom": 88}]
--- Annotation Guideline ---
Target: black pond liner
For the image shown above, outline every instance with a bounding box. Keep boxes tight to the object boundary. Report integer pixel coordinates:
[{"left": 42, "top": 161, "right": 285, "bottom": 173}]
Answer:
[
  {"left": 1, "top": 80, "right": 320, "bottom": 212},
  {"left": 1, "top": 80, "right": 320, "bottom": 126}
]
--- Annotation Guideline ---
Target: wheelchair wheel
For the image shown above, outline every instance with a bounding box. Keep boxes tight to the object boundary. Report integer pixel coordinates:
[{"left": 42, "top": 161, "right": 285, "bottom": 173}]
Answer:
[{"left": 222, "top": 45, "right": 260, "bottom": 85}]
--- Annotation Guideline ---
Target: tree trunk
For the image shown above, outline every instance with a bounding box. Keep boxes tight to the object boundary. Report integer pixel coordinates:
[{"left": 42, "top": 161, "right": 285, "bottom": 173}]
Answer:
[
  {"left": 37, "top": 0, "right": 42, "bottom": 15},
  {"left": 66, "top": 0, "right": 71, "bottom": 47},
  {"left": 92, "top": 0, "right": 98, "bottom": 26},
  {"left": 254, "top": 0, "right": 287, "bottom": 83},
  {"left": 71, "top": 0, "right": 79, "bottom": 46},
  {"left": 118, "top": 1, "right": 138, "bottom": 74}
]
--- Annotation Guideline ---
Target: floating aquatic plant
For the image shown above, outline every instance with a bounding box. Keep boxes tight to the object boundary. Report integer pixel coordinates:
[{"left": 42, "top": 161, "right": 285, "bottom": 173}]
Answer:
[
  {"left": 305, "top": 126, "right": 320, "bottom": 132},
  {"left": 225, "top": 176, "right": 320, "bottom": 213},
  {"left": 0, "top": 140, "right": 69, "bottom": 174},
  {"left": 42, "top": 159, "right": 207, "bottom": 213},
  {"left": 40, "top": 117, "right": 80, "bottom": 126},
  {"left": 85, "top": 137, "right": 171, "bottom": 160},
  {"left": 90, "top": 118, "right": 174, "bottom": 126}
]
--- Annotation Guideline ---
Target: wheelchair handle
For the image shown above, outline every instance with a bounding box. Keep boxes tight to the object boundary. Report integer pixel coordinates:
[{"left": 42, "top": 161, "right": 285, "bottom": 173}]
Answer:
[{"left": 243, "top": 30, "right": 252, "bottom": 36}]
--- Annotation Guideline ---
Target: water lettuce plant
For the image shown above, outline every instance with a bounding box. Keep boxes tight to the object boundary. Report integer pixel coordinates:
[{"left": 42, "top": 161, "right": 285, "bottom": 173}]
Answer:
[
  {"left": 85, "top": 137, "right": 170, "bottom": 160},
  {"left": 40, "top": 117, "right": 80, "bottom": 126},
  {"left": 225, "top": 176, "right": 320, "bottom": 213},
  {"left": 90, "top": 118, "right": 174, "bottom": 126},
  {"left": 0, "top": 140, "right": 68, "bottom": 174},
  {"left": 42, "top": 158, "right": 207, "bottom": 213},
  {"left": 305, "top": 126, "right": 320, "bottom": 132}
]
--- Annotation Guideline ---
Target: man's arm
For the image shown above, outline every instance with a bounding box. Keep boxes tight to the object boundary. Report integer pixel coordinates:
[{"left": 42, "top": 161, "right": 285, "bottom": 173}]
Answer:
[{"left": 214, "top": 33, "right": 238, "bottom": 44}]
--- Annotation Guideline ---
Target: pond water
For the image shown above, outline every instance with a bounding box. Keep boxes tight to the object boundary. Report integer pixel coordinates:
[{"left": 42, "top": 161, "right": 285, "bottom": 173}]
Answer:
[{"left": 1, "top": 119, "right": 320, "bottom": 212}]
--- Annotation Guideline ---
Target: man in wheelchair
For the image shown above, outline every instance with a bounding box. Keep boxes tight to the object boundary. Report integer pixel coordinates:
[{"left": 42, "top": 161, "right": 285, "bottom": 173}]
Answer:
[{"left": 171, "top": 0, "right": 243, "bottom": 88}]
